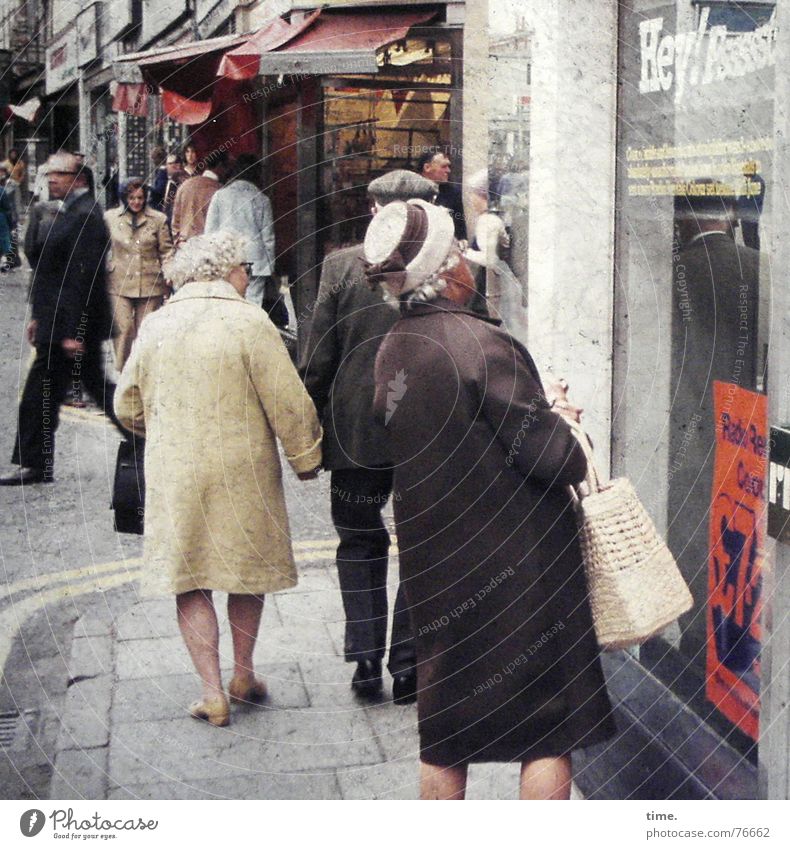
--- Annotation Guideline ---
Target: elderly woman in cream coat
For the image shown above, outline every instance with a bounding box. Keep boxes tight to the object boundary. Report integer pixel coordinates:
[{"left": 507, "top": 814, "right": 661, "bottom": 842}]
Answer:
[{"left": 114, "top": 230, "right": 322, "bottom": 728}]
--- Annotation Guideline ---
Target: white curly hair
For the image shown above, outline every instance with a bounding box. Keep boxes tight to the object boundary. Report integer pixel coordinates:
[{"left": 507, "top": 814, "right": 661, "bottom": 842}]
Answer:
[{"left": 164, "top": 230, "right": 249, "bottom": 289}]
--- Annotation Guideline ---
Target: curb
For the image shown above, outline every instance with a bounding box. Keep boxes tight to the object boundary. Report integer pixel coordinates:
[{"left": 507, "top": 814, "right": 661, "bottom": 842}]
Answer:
[{"left": 49, "top": 613, "right": 115, "bottom": 799}]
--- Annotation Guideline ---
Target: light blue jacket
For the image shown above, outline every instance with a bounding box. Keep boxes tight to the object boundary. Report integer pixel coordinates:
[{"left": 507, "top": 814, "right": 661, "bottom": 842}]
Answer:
[{"left": 204, "top": 179, "right": 275, "bottom": 277}]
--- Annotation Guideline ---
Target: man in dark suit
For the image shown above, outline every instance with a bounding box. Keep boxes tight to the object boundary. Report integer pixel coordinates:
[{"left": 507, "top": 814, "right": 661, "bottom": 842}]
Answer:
[
  {"left": 668, "top": 182, "right": 761, "bottom": 658},
  {"left": 416, "top": 150, "right": 467, "bottom": 241},
  {"left": 299, "top": 170, "right": 437, "bottom": 703},
  {"left": 1, "top": 152, "right": 123, "bottom": 486}
]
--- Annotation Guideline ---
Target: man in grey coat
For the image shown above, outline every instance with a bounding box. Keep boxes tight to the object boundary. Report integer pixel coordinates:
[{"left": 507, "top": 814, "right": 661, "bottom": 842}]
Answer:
[{"left": 299, "top": 169, "right": 437, "bottom": 702}]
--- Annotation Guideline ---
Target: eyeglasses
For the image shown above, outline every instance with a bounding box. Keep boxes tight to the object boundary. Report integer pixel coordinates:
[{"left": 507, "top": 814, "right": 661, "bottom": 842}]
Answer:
[{"left": 241, "top": 263, "right": 254, "bottom": 275}]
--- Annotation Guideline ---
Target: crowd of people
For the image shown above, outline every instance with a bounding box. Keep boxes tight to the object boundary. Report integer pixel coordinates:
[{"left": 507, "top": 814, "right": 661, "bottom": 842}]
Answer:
[{"left": 0, "top": 143, "right": 616, "bottom": 800}]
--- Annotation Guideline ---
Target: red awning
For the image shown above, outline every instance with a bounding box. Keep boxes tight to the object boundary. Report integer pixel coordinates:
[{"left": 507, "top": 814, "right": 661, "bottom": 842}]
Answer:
[
  {"left": 114, "top": 33, "right": 250, "bottom": 124},
  {"left": 219, "top": 8, "right": 438, "bottom": 80}
]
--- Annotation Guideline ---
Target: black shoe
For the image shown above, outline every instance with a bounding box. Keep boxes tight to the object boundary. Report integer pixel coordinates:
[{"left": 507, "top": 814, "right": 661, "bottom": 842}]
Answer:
[
  {"left": 0, "top": 466, "right": 53, "bottom": 486},
  {"left": 351, "top": 659, "right": 383, "bottom": 699},
  {"left": 392, "top": 670, "right": 417, "bottom": 705}
]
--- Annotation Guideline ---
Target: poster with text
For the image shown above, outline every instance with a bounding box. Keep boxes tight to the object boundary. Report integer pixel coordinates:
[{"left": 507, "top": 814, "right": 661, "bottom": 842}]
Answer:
[{"left": 706, "top": 382, "right": 767, "bottom": 740}]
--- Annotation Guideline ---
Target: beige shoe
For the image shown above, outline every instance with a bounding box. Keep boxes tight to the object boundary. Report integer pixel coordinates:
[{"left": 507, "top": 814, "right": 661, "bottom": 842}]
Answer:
[
  {"left": 228, "top": 675, "right": 268, "bottom": 705},
  {"left": 188, "top": 694, "right": 230, "bottom": 727}
]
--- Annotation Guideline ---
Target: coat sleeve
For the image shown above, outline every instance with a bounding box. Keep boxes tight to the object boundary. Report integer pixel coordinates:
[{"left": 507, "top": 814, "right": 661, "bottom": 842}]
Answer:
[
  {"left": 249, "top": 316, "right": 323, "bottom": 474},
  {"left": 114, "top": 336, "right": 147, "bottom": 437},
  {"left": 171, "top": 184, "right": 184, "bottom": 242},
  {"left": 297, "top": 254, "right": 340, "bottom": 417},
  {"left": 157, "top": 214, "right": 174, "bottom": 269},
  {"left": 259, "top": 193, "right": 275, "bottom": 271},
  {"left": 478, "top": 333, "right": 587, "bottom": 486}
]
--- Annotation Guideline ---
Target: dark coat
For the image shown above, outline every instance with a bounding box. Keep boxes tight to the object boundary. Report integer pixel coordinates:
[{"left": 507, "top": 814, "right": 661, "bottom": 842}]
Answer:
[
  {"left": 374, "top": 298, "right": 616, "bottom": 764},
  {"left": 300, "top": 244, "right": 399, "bottom": 470},
  {"left": 29, "top": 191, "right": 112, "bottom": 347},
  {"left": 669, "top": 232, "right": 760, "bottom": 655},
  {"left": 437, "top": 182, "right": 467, "bottom": 241}
]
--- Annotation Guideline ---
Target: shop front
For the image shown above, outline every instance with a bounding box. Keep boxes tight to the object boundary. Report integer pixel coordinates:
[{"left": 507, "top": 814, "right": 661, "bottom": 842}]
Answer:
[
  {"left": 483, "top": 0, "right": 788, "bottom": 798},
  {"left": 115, "top": 3, "right": 462, "bottom": 322}
]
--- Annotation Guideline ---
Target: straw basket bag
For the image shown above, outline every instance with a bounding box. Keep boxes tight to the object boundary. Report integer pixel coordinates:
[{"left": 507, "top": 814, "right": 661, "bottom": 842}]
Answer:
[{"left": 569, "top": 425, "right": 693, "bottom": 651}]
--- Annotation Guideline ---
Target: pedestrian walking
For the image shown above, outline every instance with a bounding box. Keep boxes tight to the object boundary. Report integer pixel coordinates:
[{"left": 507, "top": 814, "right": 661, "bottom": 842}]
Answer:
[
  {"left": 463, "top": 169, "right": 528, "bottom": 344},
  {"left": 204, "top": 154, "right": 283, "bottom": 325},
  {"left": 114, "top": 229, "right": 322, "bottom": 727},
  {"left": 171, "top": 151, "right": 228, "bottom": 244},
  {"left": 105, "top": 178, "right": 173, "bottom": 370},
  {"left": 367, "top": 199, "right": 616, "bottom": 799},
  {"left": 416, "top": 150, "right": 467, "bottom": 241},
  {"left": 147, "top": 145, "right": 168, "bottom": 211},
  {"left": 161, "top": 154, "right": 186, "bottom": 228},
  {"left": 299, "top": 170, "right": 437, "bottom": 703},
  {"left": 0, "top": 152, "right": 126, "bottom": 486},
  {"left": 0, "top": 166, "right": 14, "bottom": 272},
  {"left": 182, "top": 141, "right": 200, "bottom": 178}
]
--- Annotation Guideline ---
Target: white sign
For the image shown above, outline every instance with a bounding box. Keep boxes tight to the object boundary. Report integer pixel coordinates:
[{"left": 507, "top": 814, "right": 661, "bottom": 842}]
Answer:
[
  {"left": 77, "top": 4, "right": 99, "bottom": 67},
  {"left": 46, "top": 24, "right": 79, "bottom": 95},
  {"left": 639, "top": 7, "right": 777, "bottom": 103}
]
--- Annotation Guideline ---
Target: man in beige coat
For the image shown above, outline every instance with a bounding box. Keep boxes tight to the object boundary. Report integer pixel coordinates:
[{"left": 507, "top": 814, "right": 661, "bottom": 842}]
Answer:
[
  {"left": 105, "top": 179, "right": 173, "bottom": 368},
  {"left": 115, "top": 229, "right": 322, "bottom": 727}
]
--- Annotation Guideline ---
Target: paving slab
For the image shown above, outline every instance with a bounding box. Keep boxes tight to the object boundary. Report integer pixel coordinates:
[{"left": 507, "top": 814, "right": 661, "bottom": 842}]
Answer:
[
  {"left": 57, "top": 676, "right": 113, "bottom": 750},
  {"left": 65, "top": 634, "right": 113, "bottom": 683},
  {"left": 108, "top": 770, "right": 342, "bottom": 800},
  {"left": 108, "top": 709, "right": 384, "bottom": 787},
  {"left": 50, "top": 747, "right": 109, "bottom": 800},
  {"left": 112, "top": 664, "right": 310, "bottom": 724},
  {"left": 336, "top": 759, "right": 419, "bottom": 800}
]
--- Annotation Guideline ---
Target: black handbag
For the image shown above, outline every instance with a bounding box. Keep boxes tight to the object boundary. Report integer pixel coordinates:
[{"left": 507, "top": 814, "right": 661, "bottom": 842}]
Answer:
[{"left": 111, "top": 438, "right": 145, "bottom": 535}]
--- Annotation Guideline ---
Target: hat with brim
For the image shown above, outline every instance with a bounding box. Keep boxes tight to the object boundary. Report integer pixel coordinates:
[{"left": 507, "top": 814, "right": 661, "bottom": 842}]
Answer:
[{"left": 363, "top": 199, "right": 455, "bottom": 297}]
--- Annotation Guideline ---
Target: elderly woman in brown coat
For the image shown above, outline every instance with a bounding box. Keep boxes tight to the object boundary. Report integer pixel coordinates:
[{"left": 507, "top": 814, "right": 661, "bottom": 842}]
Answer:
[
  {"left": 115, "top": 229, "right": 322, "bottom": 727},
  {"left": 368, "top": 200, "right": 616, "bottom": 799},
  {"left": 105, "top": 179, "right": 173, "bottom": 369}
]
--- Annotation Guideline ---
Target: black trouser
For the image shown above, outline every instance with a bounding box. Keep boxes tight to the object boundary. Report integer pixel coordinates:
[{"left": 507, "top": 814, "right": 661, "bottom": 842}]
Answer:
[
  {"left": 12, "top": 343, "right": 122, "bottom": 474},
  {"left": 330, "top": 467, "right": 415, "bottom": 675}
]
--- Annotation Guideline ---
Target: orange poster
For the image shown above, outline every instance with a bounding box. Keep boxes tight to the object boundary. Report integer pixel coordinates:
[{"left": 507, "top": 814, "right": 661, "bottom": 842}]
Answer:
[{"left": 706, "top": 382, "right": 767, "bottom": 741}]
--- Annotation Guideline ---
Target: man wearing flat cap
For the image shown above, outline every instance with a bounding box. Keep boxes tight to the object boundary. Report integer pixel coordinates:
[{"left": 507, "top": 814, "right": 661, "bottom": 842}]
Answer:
[{"left": 299, "top": 169, "right": 437, "bottom": 703}]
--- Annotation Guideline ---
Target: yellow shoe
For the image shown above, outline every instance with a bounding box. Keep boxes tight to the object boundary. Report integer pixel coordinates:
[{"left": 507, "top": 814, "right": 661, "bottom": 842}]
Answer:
[
  {"left": 188, "top": 695, "right": 230, "bottom": 727},
  {"left": 228, "top": 675, "right": 268, "bottom": 705}
]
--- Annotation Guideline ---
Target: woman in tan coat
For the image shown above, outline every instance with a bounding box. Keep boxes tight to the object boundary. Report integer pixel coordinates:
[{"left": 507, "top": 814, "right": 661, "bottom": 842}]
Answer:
[
  {"left": 114, "top": 230, "right": 322, "bottom": 727},
  {"left": 105, "top": 179, "right": 173, "bottom": 369}
]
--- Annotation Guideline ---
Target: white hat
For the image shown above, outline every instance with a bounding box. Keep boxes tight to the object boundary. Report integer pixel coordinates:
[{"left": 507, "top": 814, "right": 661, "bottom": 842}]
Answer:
[{"left": 363, "top": 199, "right": 455, "bottom": 297}]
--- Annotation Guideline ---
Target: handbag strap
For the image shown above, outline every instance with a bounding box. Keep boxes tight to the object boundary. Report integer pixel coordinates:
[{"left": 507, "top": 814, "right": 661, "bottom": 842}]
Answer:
[{"left": 566, "top": 420, "right": 604, "bottom": 494}]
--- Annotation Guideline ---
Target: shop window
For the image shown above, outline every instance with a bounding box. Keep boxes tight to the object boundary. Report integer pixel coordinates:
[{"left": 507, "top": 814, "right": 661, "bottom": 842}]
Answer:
[{"left": 614, "top": 0, "right": 773, "bottom": 761}]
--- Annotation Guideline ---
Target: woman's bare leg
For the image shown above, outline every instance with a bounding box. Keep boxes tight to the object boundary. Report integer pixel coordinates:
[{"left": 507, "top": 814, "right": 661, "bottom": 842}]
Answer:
[
  {"left": 176, "top": 590, "right": 223, "bottom": 700},
  {"left": 519, "top": 755, "right": 572, "bottom": 800},
  {"left": 227, "top": 594, "right": 265, "bottom": 683},
  {"left": 420, "top": 761, "right": 468, "bottom": 800}
]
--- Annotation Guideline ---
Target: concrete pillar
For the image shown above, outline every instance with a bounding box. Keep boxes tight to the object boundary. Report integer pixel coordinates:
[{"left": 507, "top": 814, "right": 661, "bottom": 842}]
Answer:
[
  {"left": 760, "top": 0, "right": 790, "bottom": 802},
  {"left": 524, "top": 0, "right": 619, "bottom": 465}
]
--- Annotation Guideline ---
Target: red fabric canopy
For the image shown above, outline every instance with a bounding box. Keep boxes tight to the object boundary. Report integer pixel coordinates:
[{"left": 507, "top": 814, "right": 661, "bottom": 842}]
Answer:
[
  {"left": 219, "top": 8, "right": 437, "bottom": 79},
  {"left": 218, "top": 11, "right": 320, "bottom": 81}
]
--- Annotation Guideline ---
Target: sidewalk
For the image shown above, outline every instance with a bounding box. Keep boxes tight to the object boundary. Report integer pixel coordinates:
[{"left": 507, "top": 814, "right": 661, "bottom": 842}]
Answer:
[{"left": 49, "top": 559, "right": 543, "bottom": 800}]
